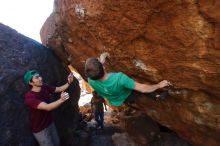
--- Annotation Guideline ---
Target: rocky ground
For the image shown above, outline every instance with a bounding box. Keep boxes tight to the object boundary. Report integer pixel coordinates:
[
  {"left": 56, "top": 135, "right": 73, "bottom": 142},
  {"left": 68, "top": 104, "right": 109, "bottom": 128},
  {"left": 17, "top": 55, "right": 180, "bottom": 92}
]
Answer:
[
  {"left": 77, "top": 107, "right": 132, "bottom": 146},
  {"left": 78, "top": 103, "right": 192, "bottom": 146}
]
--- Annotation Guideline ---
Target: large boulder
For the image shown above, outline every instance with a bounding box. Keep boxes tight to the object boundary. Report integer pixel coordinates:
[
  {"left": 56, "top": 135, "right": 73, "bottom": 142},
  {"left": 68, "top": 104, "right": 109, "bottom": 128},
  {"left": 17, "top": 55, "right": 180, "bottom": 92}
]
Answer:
[
  {"left": 0, "top": 23, "right": 80, "bottom": 146},
  {"left": 41, "top": 0, "right": 220, "bottom": 146},
  {"left": 119, "top": 111, "right": 191, "bottom": 146}
]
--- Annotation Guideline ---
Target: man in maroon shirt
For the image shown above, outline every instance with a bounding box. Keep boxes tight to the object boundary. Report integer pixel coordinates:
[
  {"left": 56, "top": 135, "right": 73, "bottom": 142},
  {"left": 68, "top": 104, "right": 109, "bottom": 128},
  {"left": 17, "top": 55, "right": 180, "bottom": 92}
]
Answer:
[{"left": 24, "top": 70, "right": 74, "bottom": 146}]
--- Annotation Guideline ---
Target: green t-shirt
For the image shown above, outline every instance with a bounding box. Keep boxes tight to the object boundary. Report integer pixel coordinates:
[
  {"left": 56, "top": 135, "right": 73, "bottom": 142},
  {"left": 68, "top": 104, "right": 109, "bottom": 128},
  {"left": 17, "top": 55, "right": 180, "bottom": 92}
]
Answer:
[{"left": 88, "top": 72, "right": 135, "bottom": 106}]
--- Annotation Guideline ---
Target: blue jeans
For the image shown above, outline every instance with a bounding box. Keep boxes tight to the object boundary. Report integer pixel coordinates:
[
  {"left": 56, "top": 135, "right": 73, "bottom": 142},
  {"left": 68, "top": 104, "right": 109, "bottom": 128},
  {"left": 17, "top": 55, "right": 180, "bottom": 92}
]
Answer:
[
  {"left": 94, "top": 111, "right": 104, "bottom": 129},
  {"left": 33, "top": 123, "right": 59, "bottom": 146}
]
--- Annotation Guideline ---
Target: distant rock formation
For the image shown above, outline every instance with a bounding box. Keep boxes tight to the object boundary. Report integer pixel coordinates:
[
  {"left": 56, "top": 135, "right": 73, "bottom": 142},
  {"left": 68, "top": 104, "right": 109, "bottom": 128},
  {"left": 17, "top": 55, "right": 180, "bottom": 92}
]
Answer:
[
  {"left": 0, "top": 23, "right": 80, "bottom": 146},
  {"left": 41, "top": 1, "right": 220, "bottom": 146}
]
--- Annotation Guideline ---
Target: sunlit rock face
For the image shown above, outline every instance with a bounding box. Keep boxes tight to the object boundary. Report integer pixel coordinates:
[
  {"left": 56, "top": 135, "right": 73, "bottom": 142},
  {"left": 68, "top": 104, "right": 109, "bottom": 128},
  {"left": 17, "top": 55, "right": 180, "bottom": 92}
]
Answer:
[
  {"left": 0, "top": 23, "right": 80, "bottom": 146},
  {"left": 199, "top": 0, "right": 220, "bottom": 49},
  {"left": 41, "top": 0, "right": 220, "bottom": 146}
]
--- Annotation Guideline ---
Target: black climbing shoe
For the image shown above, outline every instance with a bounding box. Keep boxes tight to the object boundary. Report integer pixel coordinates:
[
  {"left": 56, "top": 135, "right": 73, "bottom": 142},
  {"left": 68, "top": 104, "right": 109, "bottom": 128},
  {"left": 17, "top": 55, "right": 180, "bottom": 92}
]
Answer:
[{"left": 155, "top": 91, "right": 169, "bottom": 100}]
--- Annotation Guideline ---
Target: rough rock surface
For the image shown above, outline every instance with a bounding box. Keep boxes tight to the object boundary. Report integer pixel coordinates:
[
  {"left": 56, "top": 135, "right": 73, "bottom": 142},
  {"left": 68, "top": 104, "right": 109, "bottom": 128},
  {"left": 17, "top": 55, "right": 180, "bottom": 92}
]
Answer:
[
  {"left": 0, "top": 23, "right": 80, "bottom": 146},
  {"left": 41, "top": 1, "right": 220, "bottom": 146},
  {"left": 119, "top": 111, "right": 191, "bottom": 146}
]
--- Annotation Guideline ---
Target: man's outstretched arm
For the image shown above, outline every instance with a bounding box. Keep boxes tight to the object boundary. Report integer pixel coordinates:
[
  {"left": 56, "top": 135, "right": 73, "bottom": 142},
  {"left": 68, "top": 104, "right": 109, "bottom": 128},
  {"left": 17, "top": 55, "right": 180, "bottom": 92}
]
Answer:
[
  {"left": 37, "top": 92, "right": 69, "bottom": 111},
  {"left": 99, "top": 52, "right": 110, "bottom": 64},
  {"left": 55, "top": 73, "right": 74, "bottom": 93},
  {"left": 134, "top": 80, "right": 171, "bottom": 93}
]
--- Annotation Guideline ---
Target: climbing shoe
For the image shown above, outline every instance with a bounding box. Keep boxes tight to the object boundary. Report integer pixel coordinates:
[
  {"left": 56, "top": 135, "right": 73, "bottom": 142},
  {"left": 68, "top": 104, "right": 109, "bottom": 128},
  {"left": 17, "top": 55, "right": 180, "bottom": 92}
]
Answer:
[{"left": 155, "top": 91, "right": 169, "bottom": 100}]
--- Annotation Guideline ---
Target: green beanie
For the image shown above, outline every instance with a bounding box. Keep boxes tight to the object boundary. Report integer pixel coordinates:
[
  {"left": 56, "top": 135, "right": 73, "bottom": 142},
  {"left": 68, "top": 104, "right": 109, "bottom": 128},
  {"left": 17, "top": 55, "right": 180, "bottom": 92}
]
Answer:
[{"left": 24, "top": 70, "right": 39, "bottom": 84}]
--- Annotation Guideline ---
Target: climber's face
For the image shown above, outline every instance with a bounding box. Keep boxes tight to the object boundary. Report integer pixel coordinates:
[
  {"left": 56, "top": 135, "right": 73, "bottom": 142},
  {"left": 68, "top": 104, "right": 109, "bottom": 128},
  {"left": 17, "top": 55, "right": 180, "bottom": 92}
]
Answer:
[{"left": 29, "top": 74, "right": 43, "bottom": 87}]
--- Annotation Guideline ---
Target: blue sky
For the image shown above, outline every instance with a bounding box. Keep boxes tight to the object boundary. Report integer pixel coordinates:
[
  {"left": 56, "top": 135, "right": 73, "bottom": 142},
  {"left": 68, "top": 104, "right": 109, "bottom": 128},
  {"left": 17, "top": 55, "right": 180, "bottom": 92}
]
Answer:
[{"left": 0, "top": 0, "right": 54, "bottom": 42}]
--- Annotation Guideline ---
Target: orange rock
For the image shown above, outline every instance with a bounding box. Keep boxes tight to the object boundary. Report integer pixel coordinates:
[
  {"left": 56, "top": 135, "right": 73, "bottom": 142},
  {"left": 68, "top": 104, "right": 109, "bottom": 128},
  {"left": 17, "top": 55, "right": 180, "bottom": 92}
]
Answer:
[{"left": 41, "top": 1, "right": 220, "bottom": 146}]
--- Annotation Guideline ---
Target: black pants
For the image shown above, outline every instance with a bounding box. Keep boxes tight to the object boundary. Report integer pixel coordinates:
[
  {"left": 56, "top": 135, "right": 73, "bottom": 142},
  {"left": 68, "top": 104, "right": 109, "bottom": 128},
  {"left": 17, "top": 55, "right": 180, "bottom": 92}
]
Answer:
[
  {"left": 125, "top": 90, "right": 161, "bottom": 104},
  {"left": 94, "top": 111, "right": 104, "bottom": 129}
]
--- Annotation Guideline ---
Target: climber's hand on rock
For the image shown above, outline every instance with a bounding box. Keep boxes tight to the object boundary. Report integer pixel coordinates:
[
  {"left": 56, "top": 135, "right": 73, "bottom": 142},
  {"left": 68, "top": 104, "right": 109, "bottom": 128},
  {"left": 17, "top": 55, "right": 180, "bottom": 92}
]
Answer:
[
  {"left": 67, "top": 72, "right": 74, "bottom": 84},
  {"left": 158, "top": 80, "right": 172, "bottom": 88},
  {"left": 60, "top": 92, "right": 69, "bottom": 102},
  {"left": 99, "top": 52, "right": 110, "bottom": 64}
]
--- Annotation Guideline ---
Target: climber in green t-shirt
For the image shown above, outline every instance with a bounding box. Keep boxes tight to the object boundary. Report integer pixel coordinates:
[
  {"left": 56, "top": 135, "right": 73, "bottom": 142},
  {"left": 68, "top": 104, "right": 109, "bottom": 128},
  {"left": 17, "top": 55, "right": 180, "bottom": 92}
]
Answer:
[{"left": 85, "top": 53, "right": 172, "bottom": 107}]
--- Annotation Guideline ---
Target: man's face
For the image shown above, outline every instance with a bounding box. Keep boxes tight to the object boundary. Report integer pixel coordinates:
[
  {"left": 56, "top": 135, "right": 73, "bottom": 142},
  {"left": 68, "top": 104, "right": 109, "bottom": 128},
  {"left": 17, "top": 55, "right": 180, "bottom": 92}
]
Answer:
[{"left": 30, "top": 74, "right": 43, "bottom": 87}]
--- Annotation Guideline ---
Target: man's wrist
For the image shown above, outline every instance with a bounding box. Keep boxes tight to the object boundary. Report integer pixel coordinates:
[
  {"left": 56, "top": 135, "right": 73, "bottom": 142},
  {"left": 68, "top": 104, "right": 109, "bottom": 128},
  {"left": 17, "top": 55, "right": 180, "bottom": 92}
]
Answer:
[
  {"left": 156, "top": 83, "right": 161, "bottom": 89},
  {"left": 58, "top": 98, "right": 65, "bottom": 103}
]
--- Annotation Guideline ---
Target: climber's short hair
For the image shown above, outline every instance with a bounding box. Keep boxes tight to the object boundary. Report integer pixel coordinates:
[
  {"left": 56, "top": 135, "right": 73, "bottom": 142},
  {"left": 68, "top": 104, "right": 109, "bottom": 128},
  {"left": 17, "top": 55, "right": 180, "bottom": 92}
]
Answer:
[{"left": 85, "top": 57, "right": 104, "bottom": 80}]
